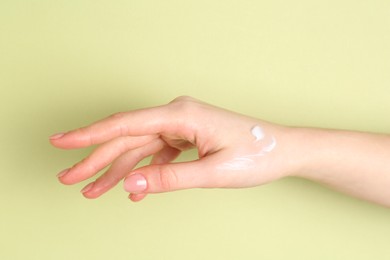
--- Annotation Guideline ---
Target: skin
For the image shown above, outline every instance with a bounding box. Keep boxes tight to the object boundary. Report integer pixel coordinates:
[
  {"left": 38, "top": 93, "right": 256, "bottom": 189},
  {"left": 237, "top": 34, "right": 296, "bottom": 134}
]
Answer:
[{"left": 50, "top": 96, "right": 390, "bottom": 206}]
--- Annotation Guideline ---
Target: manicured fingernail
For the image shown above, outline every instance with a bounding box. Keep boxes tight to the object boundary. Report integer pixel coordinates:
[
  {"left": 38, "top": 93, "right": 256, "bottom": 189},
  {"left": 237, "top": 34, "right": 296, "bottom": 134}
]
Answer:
[
  {"left": 124, "top": 173, "right": 147, "bottom": 193},
  {"left": 81, "top": 182, "right": 94, "bottom": 193},
  {"left": 57, "top": 168, "right": 70, "bottom": 178},
  {"left": 50, "top": 132, "right": 65, "bottom": 140}
]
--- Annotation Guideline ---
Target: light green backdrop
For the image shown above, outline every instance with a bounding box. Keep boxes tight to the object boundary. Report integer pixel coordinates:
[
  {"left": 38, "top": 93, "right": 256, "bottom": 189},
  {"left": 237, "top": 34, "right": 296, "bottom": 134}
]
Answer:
[{"left": 1, "top": 1, "right": 389, "bottom": 259}]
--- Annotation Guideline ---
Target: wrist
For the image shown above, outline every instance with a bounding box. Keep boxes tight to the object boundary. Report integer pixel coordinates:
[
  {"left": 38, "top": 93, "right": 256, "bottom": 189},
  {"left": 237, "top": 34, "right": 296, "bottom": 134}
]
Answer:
[{"left": 281, "top": 126, "right": 322, "bottom": 178}]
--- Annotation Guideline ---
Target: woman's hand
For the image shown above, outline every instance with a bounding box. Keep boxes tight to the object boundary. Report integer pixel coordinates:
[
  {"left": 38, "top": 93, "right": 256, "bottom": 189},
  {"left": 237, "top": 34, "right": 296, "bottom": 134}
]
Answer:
[
  {"left": 50, "top": 96, "right": 390, "bottom": 207},
  {"left": 50, "top": 96, "right": 300, "bottom": 202}
]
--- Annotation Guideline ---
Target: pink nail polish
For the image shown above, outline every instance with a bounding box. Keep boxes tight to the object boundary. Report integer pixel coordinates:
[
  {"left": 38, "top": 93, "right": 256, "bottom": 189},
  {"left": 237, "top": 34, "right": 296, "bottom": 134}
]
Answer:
[
  {"left": 81, "top": 182, "right": 94, "bottom": 193},
  {"left": 57, "top": 168, "right": 70, "bottom": 178},
  {"left": 124, "top": 173, "right": 147, "bottom": 193},
  {"left": 50, "top": 132, "right": 65, "bottom": 140}
]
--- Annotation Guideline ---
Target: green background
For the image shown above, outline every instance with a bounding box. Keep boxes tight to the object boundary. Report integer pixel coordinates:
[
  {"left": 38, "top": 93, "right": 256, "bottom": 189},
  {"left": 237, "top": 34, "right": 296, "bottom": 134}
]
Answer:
[{"left": 1, "top": 1, "right": 389, "bottom": 259}]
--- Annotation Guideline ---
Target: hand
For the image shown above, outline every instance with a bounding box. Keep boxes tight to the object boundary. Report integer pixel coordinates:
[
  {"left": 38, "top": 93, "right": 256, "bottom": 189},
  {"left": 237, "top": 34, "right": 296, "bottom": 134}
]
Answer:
[{"left": 50, "top": 96, "right": 300, "bottom": 202}]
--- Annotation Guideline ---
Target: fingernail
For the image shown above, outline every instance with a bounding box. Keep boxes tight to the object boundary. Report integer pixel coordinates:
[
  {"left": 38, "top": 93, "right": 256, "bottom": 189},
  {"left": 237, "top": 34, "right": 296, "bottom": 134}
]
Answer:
[
  {"left": 124, "top": 173, "right": 147, "bottom": 193},
  {"left": 57, "top": 168, "right": 70, "bottom": 178},
  {"left": 81, "top": 182, "right": 94, "bottom": 193},
  {"left": 50, "top": 132, "right": 65, "bottom": 140}
]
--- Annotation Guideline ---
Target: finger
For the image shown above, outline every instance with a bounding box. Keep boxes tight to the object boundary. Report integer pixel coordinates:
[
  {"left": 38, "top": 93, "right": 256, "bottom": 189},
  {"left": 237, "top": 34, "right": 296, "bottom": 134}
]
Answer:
[
  {"left": 50, "top": 106, "right": 170, "bottom": 149},
  {"left": 150, "top": 145, "right": 181, "bottom": 164},
  {"left": 129, "top": 145, "right": 181, "bottom": 202},
  {"left": 128, "top": 193, "right": 147, "bottom": 202},
  {"left": 58, "top": 135, "right": 156, "bottom": 185},
  {"left": 123, "top": 157, "right": 222, "bottom": 194},
  {"left": 81, "top": 138, "right": 166, "bottom": 199}
]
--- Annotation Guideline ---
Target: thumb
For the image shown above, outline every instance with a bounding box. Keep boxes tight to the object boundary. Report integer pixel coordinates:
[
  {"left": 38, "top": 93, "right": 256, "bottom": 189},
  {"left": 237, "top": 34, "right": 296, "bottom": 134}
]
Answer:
[{"left": 123, "top": 160, "right": 216, "bottom": 194}]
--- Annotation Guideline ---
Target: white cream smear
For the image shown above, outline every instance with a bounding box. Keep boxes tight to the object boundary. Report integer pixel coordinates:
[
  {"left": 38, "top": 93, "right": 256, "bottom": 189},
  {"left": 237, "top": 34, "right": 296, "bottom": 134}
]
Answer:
[
  {"left": 216, "top": 125, "right": 277, "bottom": 171},
  {"left": 251, "top": 125, "right": 265, "bottom": 142}
]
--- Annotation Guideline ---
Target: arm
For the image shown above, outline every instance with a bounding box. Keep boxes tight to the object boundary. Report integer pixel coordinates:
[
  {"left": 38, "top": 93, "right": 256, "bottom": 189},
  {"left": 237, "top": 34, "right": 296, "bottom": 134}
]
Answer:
[
  {"left": 292, "top": 128, "right": 390, "bottom": 206},
  {"left": 49, "top": 96, "right": 390, "bottom": 206}
]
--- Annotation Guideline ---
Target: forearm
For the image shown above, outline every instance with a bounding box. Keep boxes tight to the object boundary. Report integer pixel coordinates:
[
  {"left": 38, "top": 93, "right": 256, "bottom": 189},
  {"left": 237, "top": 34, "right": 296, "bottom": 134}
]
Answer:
[{"left": 290, "top": 127, "right": 390, "bottom": 207}]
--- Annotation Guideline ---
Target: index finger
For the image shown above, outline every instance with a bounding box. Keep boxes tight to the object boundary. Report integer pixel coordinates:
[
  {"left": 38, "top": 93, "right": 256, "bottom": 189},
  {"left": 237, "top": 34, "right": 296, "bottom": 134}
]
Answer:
[{"left": 49, "top": 105, "right": 169, "bottom": 149}]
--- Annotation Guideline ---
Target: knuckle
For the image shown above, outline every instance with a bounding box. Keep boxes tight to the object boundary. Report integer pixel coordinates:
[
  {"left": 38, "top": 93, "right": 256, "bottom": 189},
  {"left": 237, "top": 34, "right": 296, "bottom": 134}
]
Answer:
[
  {"left": 169, "top": 95, "right": 195, "bottom": 104},
  {"left": 132, "top": 149, "right": 146, "bottom": 162},
  {"left": 109, "top": 112, "right": 126, "bottom": 119},
  {"left": 77, "top": 127, "right": 95, "bottom": 145},
  {"left": 118, "top": 121, "right": 129, "bottom": 136},
  {"left": 158, "top": 165, "right": 179, "bottom": 192},
  {"left": 109, "top": 112, "right": 129, "bottom": 136},
  {"left": 168, "top": 96, "right": 200, "bottom": 117},
  {"left": 80, "top": 156, "right": 99, "bottom": 174}
]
